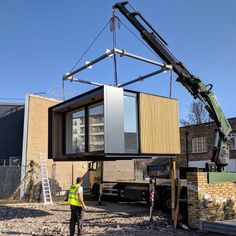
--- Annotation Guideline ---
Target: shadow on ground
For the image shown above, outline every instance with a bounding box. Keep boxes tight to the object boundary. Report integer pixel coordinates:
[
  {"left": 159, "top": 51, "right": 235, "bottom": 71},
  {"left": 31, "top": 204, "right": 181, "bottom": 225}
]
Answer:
[{"left": 0, "top": 205, "right": 52, "bottom": 221}]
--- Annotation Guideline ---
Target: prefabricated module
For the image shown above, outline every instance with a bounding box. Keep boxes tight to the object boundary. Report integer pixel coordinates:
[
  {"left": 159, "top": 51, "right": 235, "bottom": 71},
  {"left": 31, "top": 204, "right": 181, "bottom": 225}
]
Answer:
[{"left": 48, "top": 85, "right": 180, "bottom": 161}]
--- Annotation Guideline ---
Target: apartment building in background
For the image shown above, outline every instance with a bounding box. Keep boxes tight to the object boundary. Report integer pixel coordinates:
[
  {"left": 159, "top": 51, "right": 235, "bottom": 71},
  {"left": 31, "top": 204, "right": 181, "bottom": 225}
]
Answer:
[{"left": 71, "top": 102, "right": 104, "bottom": 153}]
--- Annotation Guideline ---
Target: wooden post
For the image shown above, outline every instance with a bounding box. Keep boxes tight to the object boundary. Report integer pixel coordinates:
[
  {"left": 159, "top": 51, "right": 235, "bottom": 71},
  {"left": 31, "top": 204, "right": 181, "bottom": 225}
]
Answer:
[
  {"left": 149, "top": 178, "right": 155, "bottom": 222},
  {"left": 174, "top": 179, "right": 181, "bottom": 230},
  {"left": 171, "top": 160, "right": 176, "bottom": 224},
  {"left": 98, "top": 183, "right": 103, "bottom": 205}
]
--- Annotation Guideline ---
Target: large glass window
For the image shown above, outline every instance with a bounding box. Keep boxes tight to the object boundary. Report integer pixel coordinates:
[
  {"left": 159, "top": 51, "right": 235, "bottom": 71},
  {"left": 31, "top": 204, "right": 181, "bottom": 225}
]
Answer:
[
  {"left": 66, "top": 108, "right": 85, "bottom": 154},
  {"left": 89, "top": 103, "right": 104, "bottom": 152},
  {"left": 65, "top": 91, "right": 139, "bottom": 154},
  {"left": 124, "top": 93, "right": 138, "bottom": 153}
]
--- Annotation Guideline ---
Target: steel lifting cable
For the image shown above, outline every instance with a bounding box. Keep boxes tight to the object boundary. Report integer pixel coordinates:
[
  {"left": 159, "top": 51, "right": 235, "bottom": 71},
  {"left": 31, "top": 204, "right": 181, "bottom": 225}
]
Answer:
[
  {"left": 110, "top": 8, "right": 121, "bottom": 86},
  {"left": 126, "top": 2, "right": 165, "bottom": 63},
  {"left": 69, "top": 2, "right": 163, "bottom": 74},
  {"left": 127, "top": 2, "right": 137, "bottom": 12},
  {"left": 62, "top": 78, "right": 65, "bottom": 101},
  {"left": 128, "top": 1, "right": 173, "bottom": 98},
  {"left": 118, "top": 19, "right": 163, "bottom": 63},
  {"left": 69, "top": 19, "right": 112, "bottom": 73},
  {"left": 169, "top": 69, "right": 173, "bottom": 98},
  {"left": 63, "top": 19, "right": 111, "bottom": 100},
  {"left": 67, "top": 2, "right": 165, "bottom": 90}
]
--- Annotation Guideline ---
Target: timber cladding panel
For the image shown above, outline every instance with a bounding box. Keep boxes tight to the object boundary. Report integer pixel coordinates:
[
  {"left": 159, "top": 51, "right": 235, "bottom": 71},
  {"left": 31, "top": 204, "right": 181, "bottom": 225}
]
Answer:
[{"left": 139, "top": 93, "right": 180, "bottom": 154}]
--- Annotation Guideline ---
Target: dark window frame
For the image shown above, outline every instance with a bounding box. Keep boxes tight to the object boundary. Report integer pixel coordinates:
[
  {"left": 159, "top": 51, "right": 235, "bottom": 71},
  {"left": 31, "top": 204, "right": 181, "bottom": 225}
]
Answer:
[
  {"left": 64, "top": 99, "right": 104, "bottom": 155},
  {"left": 124, "top": 91, "right": 139, "bottom": 153}
]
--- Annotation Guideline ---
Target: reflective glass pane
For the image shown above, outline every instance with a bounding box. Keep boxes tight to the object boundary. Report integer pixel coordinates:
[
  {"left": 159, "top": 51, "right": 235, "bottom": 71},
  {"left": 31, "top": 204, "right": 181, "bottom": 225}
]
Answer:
[
  {"left": 72, "top": 109, "right": 85, "bottom": 152},
  {"left": 124, "top": 94, "right": 138, "bottom": 153},
  {"left": 66, "top": 108, "right": 85, "bottom": 154},
  {"left": 89, "top": 103, "right": 104, "bottom": 152}
]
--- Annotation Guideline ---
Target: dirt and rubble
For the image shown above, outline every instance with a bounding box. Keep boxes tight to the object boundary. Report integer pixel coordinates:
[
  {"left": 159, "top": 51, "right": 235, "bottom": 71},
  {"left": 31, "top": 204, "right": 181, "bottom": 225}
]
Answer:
[{"left": 0, "top": 200, "right": 219, "bottom": 236}]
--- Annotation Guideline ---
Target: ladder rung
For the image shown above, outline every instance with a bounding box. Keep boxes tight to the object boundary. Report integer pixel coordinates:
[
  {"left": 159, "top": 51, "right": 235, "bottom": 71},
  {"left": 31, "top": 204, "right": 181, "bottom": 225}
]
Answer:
[{"left": 39, "top": 152, "right": 53, "bottom": 205}]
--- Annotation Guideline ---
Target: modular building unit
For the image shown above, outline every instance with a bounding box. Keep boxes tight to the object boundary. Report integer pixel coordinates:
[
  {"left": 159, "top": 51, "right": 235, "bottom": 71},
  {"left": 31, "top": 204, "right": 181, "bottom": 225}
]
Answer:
[{"left": 48, "top": 85, "right": 180, "bottom": 161}]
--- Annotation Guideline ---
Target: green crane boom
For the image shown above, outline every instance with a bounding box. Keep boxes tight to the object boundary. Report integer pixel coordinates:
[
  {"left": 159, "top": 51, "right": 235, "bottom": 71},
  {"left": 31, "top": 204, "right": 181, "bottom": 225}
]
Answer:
[{"left": 114, "top": 1, "right": 232, "bottom": 171}]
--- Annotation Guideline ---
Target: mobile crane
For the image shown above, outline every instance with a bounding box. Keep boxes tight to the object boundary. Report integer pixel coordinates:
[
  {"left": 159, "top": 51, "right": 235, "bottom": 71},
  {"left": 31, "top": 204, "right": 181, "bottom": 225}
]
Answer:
[{"left": 113, "top": 1, "right": 232, "bottom": 172}]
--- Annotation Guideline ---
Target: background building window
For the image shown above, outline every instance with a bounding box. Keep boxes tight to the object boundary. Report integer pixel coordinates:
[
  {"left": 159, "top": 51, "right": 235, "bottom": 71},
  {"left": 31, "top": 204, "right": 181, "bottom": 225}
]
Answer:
[
  {"left": 89, "top": 103, "right": 104, "bottom": 152},
  {"left": 72, "top": 109, "right": 85, "bottom": 153},
  {"left": 192, "top": 136, "right": 207, "bottom": 153},
  {"left": 66, "top": 108, "right": 85, "bottom": 154},
  {"left": 230, "top": 133, "right": 236, "bottom": 150}
]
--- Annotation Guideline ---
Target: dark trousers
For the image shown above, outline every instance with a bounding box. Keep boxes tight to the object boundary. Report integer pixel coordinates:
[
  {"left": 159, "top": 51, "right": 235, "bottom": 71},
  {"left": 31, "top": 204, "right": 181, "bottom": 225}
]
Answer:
[{"left": 69, "top": 205, "right": 83, "bottom": 236}]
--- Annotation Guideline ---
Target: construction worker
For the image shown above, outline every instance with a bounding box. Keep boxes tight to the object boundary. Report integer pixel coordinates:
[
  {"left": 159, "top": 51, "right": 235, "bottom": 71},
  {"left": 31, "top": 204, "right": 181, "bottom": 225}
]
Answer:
[{"left": 68, "top": 177, "right": 88, "bottom": 236}]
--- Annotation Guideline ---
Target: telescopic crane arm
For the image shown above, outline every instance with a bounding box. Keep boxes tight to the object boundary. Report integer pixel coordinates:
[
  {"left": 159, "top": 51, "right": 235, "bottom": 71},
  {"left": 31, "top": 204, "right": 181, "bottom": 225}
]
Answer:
[{"left": 114, "top": 1, "right": 232, "bottom": 171}]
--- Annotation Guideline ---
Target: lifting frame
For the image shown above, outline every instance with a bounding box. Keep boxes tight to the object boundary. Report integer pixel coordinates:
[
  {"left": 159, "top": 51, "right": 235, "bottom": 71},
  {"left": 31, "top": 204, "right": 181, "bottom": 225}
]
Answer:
[{"left": 63, "top": 48, "right": 172, "bottom": 89}]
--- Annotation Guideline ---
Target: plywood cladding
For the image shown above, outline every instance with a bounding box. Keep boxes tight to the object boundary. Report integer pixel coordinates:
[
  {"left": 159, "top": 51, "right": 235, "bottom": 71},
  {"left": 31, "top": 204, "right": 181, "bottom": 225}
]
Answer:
[{"left": 139, "top": 93, "right": 180, "bottom": 154}]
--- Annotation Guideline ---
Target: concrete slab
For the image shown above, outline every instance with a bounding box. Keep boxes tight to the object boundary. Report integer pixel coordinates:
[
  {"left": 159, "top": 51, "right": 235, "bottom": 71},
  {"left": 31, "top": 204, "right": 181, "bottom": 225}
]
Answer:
[{"left": 200, "top": 219, "right": 236, "bottom": 235}]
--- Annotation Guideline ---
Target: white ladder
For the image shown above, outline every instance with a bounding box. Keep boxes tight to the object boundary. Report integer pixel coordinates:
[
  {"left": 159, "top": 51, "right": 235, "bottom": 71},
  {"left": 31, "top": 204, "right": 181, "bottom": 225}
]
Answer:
[{"left": 39, "top": 152, "right": 53, "bottom": 205}]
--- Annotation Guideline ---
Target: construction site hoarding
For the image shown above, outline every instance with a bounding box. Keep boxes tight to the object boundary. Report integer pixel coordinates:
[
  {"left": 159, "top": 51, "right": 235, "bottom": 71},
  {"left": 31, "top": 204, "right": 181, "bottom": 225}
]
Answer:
[{"left": 48, "top": 85, "right": 180, "bottom": 161}]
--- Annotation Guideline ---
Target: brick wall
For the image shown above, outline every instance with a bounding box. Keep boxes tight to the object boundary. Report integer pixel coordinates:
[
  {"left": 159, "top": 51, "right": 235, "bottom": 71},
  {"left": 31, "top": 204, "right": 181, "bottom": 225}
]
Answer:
[
  {"left": 177, "top": 118, "right": 236, "bottom": 168},
  {"left": 22, "top": 94, "right": 89, "bottom": 199},
  {"left": 187, "top": 172, "right": 236, "bottom": 228}
]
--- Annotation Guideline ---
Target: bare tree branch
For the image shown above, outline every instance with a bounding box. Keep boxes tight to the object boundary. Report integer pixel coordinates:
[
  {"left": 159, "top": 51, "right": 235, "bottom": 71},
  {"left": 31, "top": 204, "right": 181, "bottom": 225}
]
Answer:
[{"left": 180, "top": 101, "right": 212, "bottom": 126}]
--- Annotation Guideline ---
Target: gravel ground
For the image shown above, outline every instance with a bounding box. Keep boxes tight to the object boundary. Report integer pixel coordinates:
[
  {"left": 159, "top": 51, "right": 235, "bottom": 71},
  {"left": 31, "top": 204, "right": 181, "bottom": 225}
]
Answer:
[{"left": 0, "top": 200, "right": 219, "bottom": 236}]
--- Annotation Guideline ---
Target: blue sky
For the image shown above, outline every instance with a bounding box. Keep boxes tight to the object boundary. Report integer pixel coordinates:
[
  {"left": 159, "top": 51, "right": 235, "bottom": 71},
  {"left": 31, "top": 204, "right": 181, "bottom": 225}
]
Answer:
[{"left": 0, "top": 0, "right": 235, "bottom": 120}]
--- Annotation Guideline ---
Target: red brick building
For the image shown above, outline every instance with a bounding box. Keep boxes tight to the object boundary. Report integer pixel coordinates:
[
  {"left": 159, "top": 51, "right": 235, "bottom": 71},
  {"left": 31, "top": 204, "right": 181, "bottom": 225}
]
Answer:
[{"left": 178, "top": 118, "right": 236, "bottom": 171}]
